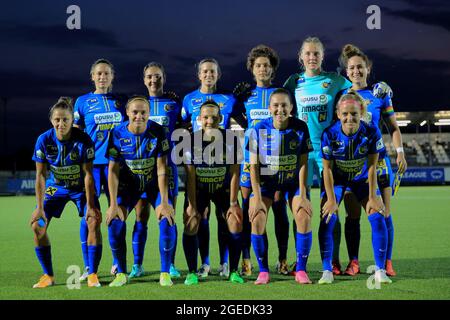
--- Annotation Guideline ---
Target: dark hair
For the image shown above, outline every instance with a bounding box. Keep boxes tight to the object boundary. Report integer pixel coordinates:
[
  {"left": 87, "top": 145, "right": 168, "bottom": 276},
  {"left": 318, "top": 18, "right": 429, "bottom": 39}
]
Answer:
[
  {"left": 126, "top": 95, "right": 150, "bottom": 110},
  {"left": 90, "top": 58, "right": 115, "bottom": 92},
  {"left": 246, "top": 45, "right": 279, "bottom": 79},
  {"left": 339, "top": 44, "right": 372, "bottom": 70},
  {"left": 269, "top": 88, "right": 294, "bottom": 105},
  {"left": 196, "top": 58, "right": 222, "bottom": 79},
  {"left": 200, "top": 99, "right": 221, "bottom": 114},
  {"left": 49, "top": 97, "right": 73, "bottom": 120},
  {"left": 143, "top": 61, "right": 166, "bottom": 82}
]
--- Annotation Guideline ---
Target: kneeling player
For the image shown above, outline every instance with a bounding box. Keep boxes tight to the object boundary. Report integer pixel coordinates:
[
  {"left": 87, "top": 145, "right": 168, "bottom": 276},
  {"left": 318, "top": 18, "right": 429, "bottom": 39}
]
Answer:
[
  {"left": 30, "top": 97, "right": 102, "bottom": 288},
  {"left": 248, "top": 88, "right": 314, "bottom": 285},
  {"left": 318, "top": 91, "right": 391, "bottom": 285},
  {"left": 181, "top": 100, "right": 244, "bottom": 285},
  {"left": 106, "top": 96, "right": 176, "bottom": 287}
]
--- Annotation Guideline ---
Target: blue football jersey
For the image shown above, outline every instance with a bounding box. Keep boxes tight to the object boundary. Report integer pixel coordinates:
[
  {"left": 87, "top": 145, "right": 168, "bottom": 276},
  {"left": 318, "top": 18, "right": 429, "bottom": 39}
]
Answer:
[
  {"left": 284, "top": 72, "right": 351, "bottom": 150},
  {"left": 74, "top": 92, "right": 127, "bottom": 165},
  {"left": 148, "top": 94, "right": 181, "bottom": 137},
  {"left": 32, "top": 127, "right": 95, "bottom": 190},
  {"left": 320, "top": 121, "right": 385, "bottom": 183},
  {"left": 184, "top": 129, "right": 241, "bottom": 193},
  {"left": 181, "top": 89, "right": 236, "bottom": 131},
  {"left": 248, "top": 117, "right": 312, "bottom": 187},
  {"left": 108, "top": 121, "right": 170, "bottom": 192}
]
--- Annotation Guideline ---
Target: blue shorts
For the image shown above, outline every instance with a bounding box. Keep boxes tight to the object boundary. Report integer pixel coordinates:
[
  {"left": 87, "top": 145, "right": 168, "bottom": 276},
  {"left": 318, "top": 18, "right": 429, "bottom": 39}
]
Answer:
[
  {"left": 168, "top": 162, "right": 179, "bottom": 197},
  {"left": 254, "top": 184, "right": 309, "bottom": 202},
  {"left": 307, "top": 149, "right": 323, "bottom": 187},
  {"left": 93, "top": 164, "right": 109, "bottom": 200},
  {"left": 41, "top": 184, "right": 100, "bottom": 221},
  {"left": 321, "top": 180, "right": 370, "bottom": 205},
  {"left": 117, "top": 184, "right": 174, "bottom": 213},
  {"left": 239, "top": 160, "right": 252, "bottom": 188}
]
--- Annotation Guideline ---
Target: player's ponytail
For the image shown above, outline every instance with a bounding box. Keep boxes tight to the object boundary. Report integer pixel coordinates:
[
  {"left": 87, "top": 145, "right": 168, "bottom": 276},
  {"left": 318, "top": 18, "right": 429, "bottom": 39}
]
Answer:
[
  {"left": 49, "top": 96, "right": 74, "bottom": 120},
  {"left": 339, "top": 44, "right": 372, "bottom": 71}
]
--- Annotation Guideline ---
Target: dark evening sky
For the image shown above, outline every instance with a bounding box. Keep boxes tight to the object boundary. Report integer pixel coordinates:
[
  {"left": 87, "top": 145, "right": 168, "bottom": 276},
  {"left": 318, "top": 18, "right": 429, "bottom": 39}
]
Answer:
[{"left": 0, "top": 0, "right": 449, "bottom": 168}]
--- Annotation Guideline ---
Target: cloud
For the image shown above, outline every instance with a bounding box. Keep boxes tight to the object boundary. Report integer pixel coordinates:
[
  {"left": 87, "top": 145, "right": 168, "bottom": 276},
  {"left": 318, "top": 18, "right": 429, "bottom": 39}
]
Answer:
[{"left": 384, "top": 8, "right": 450, "bottom": 32}]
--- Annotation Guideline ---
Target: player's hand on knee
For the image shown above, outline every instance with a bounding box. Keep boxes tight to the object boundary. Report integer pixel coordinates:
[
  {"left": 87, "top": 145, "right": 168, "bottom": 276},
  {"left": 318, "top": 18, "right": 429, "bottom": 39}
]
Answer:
[
  {"left": 367, "top": 197, "right": 385, "bottom": 216},
  {"left": 293, "top": 195, "right": 312, "bottom": 217},
  {"left": 157, "top": 203, "right": 175, "bottom": 226},
  {"left": 226, "top": 204, "right": 242, "bottom": 224},
  {"left": 105, "top": 205, "right": 121, "bottom": 226},
  {"left": 249, "top": 201, "right": 266, "bottom": 223},
  {"left": 30, "top": 208, "right": 47, "bottom": 228},
  {"left": 86, "top": 207, "right": 102, "bottom": 224},
  {"left": 321, "top": 199, "right": 338, "bottom": 223}
]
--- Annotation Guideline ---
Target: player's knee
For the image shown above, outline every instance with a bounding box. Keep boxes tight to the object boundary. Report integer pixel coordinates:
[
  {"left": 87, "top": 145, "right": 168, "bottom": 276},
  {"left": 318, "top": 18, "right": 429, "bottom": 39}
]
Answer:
[
  {"left": 251, "top": 211, "right": 266, "bottom": 234},
  {"left": 86, "top": 216, "right": 99, "bottom": 231},
  {"left": 294, "top": 208, "right": 310, "bottom": 228},
  {"left": 227, "top": 214, "right": 243, "bottom": 233},
  {"left": 184, "top": 215, "right": 200, "bottom": 236}
]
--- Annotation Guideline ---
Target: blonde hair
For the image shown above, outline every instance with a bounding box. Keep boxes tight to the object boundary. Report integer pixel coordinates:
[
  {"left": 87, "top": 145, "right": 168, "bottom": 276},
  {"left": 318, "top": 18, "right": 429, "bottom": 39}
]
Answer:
[
  {"left": 298, "top": 36, "right": 324, "bottom": 69},
  {"left": 337, "top": 90, "right": 369, "bottom": 122},
  {"left": 126, "top": 95, "right": 150, "bottom": 110}
]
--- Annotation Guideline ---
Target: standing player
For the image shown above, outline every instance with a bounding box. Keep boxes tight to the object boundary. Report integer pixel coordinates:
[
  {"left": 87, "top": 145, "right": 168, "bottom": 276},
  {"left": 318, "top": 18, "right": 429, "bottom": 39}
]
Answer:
[
  {"left": 284, "top": 37, "right": 352, "bottom": 274},
  {"left": 181, "top": 100, "right": 244, "bottom": 285},
  {"left": 248, "top": 89, "right": 314, "bottom": 285},
  {"left": 181, "top": 58, "right": 237, "bottom": 277},
  {"left": 30, "top": 97, "right": 102, "bottom": 288},
  {"left": 74, "top": 59, "right": 127, "bottom": 279},
  {"left": 318, "top": 91, "right": 392, "bottom": 285},
  {"left": 106, "top": 96, "right": 176, "bottom": 287},
  {"left": 233, "top": 45, "right": 290, "bottom": 276},
  {"left": 126, "top": 62, "right": 183, "bottom": 280},
  {"left": 337, "top": 44, "right": 407, "bottom": 277}
]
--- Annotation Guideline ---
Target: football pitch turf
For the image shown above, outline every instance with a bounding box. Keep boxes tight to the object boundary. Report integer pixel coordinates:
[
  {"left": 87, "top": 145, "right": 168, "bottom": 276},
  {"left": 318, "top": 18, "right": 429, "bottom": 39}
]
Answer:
[{"left": 1, "top": 186, "right": 449, "bottom": 300}]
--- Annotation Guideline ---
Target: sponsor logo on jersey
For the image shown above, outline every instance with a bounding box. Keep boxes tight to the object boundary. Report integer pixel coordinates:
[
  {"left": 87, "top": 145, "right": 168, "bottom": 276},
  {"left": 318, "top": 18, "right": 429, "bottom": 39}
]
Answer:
[
  {"left": 322, "top": 146, "right": 331, "bottom": 156},
  {"left": 45, "top": 186, "right": 58, "bottom": 196},
  {"left": 192, "top": 98, "right": 203, "bottom": 105},
  {"left": 120, "top": 138, "right": 133, "bottom": 148},
  {"left": 299, "top": 94, "right": 328, "bottom": 107},
  {"left": 302, "top": 113, "right": 308, "bottom": 122},
  {"left": 265, "top": 154, "right": 297, "bottom": 165},
  {"left": 358, "top": 145, "right": 368, "bottom": 155},
  {"left": 94, "top": 112, "right": 122, "bottom": 124},
  {"left": 86, "top": 148, "right": 94, "bottom": 160},
  {"left": 336, "top": 158, "right": 366, "bottom": 173},
  {"left": 297, "top": 77, "right": 305, "bottom": 84},
  {"left": 96, "top": 131, "right": 104, "bottom": 141},
  {"left": 149, "top": 116, "right": 169, "bottom": 126},
  {"left": 125, "top": 158, "right": 155, "bottom": 170},
  {"left": 319, "top": 112, "right": 327, "bottom": 122},
  {"left": 196, "top": 166, "right": 226, "bottom": 177},
  {"left": 70, "top": 151, "right": 79, "bottom": 161},
  {"left": 218, "top": 103, "right": 225, "bottom": 109},
  {"left": 162, "top": 139, "right": 169, "bottom": 152},
  {"left": 146, "top": 141, "right": 155, "bottom": 152},
  {"left": 164, "top": 104, "right": 173, "bottom": 112},
  {"left": 250, "top": 109, "right": 270, "bottom": 120},
  {"left": 36, "top": 149, "right": 45, "bottom": 160},
  {"left": 46, "top": 145, "right": 58, "bottom": 157},
  {"left": 109, "top": 147, "right": 118, "bottom": 158},
  {"left": 376, "top": 138, "right": 384, "bottom": 151},
  {"left": 241, "top": 174, "right": 249, "bottom": 183},
  {"left": 87, "top": 98, "right": 99, "bottom": 106},
  {"left": 322, "top": 81, "right": 331, "bottom": 89},
  {"left": 289, "top": 140, "right": 299, "bottom": 150},
  {"left": 50, "top": 165, "right": 81, "bottom": 182}
]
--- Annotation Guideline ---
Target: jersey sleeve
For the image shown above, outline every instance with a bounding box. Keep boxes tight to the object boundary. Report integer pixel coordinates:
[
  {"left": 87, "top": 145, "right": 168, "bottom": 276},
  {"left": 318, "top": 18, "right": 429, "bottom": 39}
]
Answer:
[
  {"left": 181, "top": 95, "right": 191, "bottom": 123},
  {"left": 299, "top": 123, "right": 313, "bottom": 155},
  {"left": 32, "top": 134, "right": 47, "bottom": 163},
  {"left": 369, "top": 126, "right": 385, "bottom": 155},
  {"left": 381, "top": 96, "right": 395, "bottom": 120},
  {"left": 107, "top": 129, "right": 121, "bottom": 162},
  {"left": 73, "top": 97, "right": 85, "bottom": 127},
  {"left": 81, "top": 136, "right": 95, "bottom": 163},
  {"left": 157, "top": 126, "right": 170, "bottom": 158},
  {"left": 319, "top": 130, "right": 333, "bottom": 160}
]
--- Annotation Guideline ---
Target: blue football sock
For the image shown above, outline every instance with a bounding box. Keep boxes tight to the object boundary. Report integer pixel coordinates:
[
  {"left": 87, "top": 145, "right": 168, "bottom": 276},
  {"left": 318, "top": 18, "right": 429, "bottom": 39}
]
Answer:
[
  {"left": 197, "top": 218, "right": 210, "bottom": 265},
  {"left": 332, "top": 217, "right": 341, "bottom": 262},
  {"left": 241, "top": 196, "right": 251, "bottom": 260},
  {"left": 35, "top": 246, "right": 53, "bottom": 276},
  {"left": 171, "top": 224, "right": 178, "bottom": 264},
  {"left": 368, "top": 213, "right": 388, "bottom": 270},
  {"left": 385, "top": 215, "right": 394, "bottom": 260},
  {"left": 159, "top": 218, "right": 176, "bottom": 273},
  {"left": 80, "top": 218, "right": 89, "bottom": 269},
  {"left": 217, "top": 215, "right": 229, "bottom": 265},
  {"left": 108, "top": 219, "right": 127, "bottom": 274},
  {"left": 345, "top": 217, "right": 361, "bottom": 261},
  {"left": 229, "top": 232, "right": 242, "bottom": 272},
  {"left": 182, "top": 233, "right": 198, "bottom": 273},
  {"left": 132, "top": 221, "right": 148, "bottom": 265},
  {"left": 87, "top": 245, "right": 102, "bottom": 274},
  {"left": 272, "top": 199, "right": 289, "bottom": 261},
  {"left": 318, "top": 214, "right": 337, "bottom": 271},
  {"left": 296, "top": 231, "right": 312, "bottom": 272},
  {"left": 251, "top": 234, "right": 269, "bottom": 272}
]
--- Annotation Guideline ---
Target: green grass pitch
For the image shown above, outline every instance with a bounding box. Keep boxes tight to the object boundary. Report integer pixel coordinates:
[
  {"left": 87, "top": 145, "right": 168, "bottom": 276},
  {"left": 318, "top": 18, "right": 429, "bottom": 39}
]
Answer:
[{"left": 1, "top": 186, "right": 449, "bottom": 300}]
